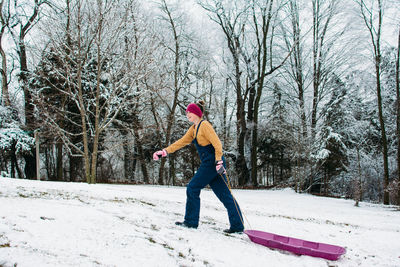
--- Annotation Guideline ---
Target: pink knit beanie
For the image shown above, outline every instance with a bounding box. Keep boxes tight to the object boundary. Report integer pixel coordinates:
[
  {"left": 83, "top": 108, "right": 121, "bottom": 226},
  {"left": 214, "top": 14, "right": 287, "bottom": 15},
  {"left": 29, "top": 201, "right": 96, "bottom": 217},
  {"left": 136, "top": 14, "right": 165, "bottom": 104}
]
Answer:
[{"left": 186, "top": 103, "right": 203, "bottom": 118}]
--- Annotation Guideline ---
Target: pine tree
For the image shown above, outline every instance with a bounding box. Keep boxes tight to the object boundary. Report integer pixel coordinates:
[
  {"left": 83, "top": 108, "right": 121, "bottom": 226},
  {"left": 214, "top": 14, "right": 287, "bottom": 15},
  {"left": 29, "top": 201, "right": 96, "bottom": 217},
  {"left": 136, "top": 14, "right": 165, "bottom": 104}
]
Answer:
[
  {"left": 313, "top": 76, "right": 348, "bottom": 195},
  {"left": 258, "top": 83, "right": 293, "bottom": 186},
  {"left": 0, "top": 105, "right": 34, "bottom": 178}
]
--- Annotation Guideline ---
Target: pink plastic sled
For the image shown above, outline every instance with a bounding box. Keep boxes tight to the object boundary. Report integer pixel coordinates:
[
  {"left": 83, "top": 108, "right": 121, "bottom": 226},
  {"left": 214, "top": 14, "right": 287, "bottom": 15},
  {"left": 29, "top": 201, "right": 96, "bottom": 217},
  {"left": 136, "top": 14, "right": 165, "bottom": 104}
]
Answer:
[{"left": 245, "top": 230, "right": 346, "bottom": 261}]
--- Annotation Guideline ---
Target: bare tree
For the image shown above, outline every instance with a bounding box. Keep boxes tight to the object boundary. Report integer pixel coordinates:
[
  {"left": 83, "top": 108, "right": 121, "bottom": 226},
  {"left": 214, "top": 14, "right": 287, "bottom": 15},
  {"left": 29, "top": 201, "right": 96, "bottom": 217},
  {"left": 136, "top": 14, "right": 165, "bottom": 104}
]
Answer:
[
  {"left": 33, "top": 0, "right": 156, "bottom": 183},
  {"left": 0, "top": 0, "right": 11, "bottom": 106},
  {"left": 200, "top": 0, "right": 250, "bottom": 185},
  {"left": 358, "top": 0, "right": 390, "bottom": 204},
  {"left": 282, "top": 0, "right": 307, "bottom": 139},
  {"left": 310, "top": 0, "right": 340, "bottom": 140},
  {"left": 200, "top": 0, "right": 292, "bottom": 186},
  {"left": 154, "top": 0, "right": 198, "bottom": 185},
  {"left": 158, "top": 0, "right": 181, "bottom": 185},
  {"left": 280, "top": 0, "right": 310, "bottom": 191},
  {"left": 122, "top": 0, "right": 158, "bottom": 183},
  {"left": 245, "top": 0, "right": 293, "bottom": 186}
]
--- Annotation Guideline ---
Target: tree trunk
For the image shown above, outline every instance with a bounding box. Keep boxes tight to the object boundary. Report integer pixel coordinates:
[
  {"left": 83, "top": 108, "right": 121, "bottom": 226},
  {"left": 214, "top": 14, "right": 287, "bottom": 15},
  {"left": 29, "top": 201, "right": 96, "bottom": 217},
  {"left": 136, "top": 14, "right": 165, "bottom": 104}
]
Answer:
[
  {"left": 69, "top": 155, "right": 81, "bottom": 182},
  {"left": 10, "top": 141, "right": 22, "bottom": 178},
  {"left": 362, "top": 0, "right": 390, "bottom": 205},
  {"left": 88, "top": 20, "right": 104, "bottom": 184},
  {"left": 168, "top": 154, "right": 176, "bottom": 185},
  {"left": 396, "top": 25, "right": 400, "bottom": 206},
  {"left": 75, "top": 1, "right": 91, "bottom": 184},
  {"left": 20, "top": 34, "right": 36, "bottom": 179},
  {"left": 123, "top": 133, "right": 135, "bottom": 182},
  {"left": 311, "top": 0, "right": 320, "bottom": 141},
  {"left": 355, "top": 146, "right": 363, "bottom": 206},
  {"left": 56, "top": 141, "right": 63, "bottom": 181},
  {"left": 0, "top": 0, "right": 10, "bottom": 106},
  {"left": 158, "top": 0, "right": 181, "bottom": 185},
  {"left": 223, "top": 78, "right": 229, "bottom": 147},
  {"left": 235, "top": 52, "right": 249, "bottom": 186},
  {"left": 291, "top": 0, "right": 307, "bottom": 139},
  {"left": 77, "top": 65, "right": 90, "bottom": 184},
  {"left": 247, "top": 79, "right": 256, "bottom": 186},
  {"left": 132, "top": 120, "right": 148, "bottom": 184},
  {"left": 21, "top": 76, "right": 36, "bottom": 179},
  {"left": 149, "top": 93, "right": 161, "bottom": 184},
  {"left": 375, "top": 56, "right": 390, "bottom": 205},
  {"left": 0, "top": 26, "right": 10, "bottom": 106}
]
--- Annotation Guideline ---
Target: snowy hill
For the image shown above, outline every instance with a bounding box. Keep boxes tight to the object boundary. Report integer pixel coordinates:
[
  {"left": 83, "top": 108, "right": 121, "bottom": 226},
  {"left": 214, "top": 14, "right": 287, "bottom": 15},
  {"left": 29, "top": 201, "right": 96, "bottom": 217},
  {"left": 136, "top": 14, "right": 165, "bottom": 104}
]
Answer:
[{"left": 0, "top": 178, "right": 399, "bottom": 267}]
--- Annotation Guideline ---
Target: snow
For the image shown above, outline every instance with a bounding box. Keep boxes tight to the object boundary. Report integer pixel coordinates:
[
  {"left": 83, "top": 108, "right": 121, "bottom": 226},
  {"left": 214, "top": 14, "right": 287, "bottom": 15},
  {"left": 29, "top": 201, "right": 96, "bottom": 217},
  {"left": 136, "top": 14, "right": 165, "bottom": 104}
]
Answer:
[{"left": 0, "top": 178, "right": 399, "bottom": 267}]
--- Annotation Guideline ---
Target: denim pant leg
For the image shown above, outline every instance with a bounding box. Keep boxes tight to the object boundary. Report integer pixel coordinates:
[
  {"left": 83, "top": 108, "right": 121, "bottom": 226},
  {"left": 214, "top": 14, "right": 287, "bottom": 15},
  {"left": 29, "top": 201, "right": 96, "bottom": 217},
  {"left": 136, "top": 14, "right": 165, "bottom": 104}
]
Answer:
[
  {"left": 209, "top": 174, "right": 244, "bottom": 231},
  {"left": 184, "top": 165, "right": 214, "bottom": 227}
]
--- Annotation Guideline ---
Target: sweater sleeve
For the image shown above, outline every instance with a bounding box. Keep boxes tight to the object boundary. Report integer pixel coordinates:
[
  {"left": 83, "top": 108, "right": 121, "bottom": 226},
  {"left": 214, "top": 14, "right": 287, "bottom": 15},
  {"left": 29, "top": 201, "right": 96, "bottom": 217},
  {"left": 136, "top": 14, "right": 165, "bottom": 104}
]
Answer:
[
  {"left": 164, "top": 125, "right": 194, "bottom": 154},
  {"left": 202, "top": 121, "right": 223, "bottom": 161}
]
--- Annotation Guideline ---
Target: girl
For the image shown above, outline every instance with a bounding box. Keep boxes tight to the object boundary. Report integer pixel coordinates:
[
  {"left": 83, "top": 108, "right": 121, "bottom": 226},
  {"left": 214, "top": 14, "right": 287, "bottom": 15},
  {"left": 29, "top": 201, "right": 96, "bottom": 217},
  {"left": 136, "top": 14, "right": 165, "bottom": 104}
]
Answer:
[{"left": 153, "top": 101, "right": 244, "bottom": 233}]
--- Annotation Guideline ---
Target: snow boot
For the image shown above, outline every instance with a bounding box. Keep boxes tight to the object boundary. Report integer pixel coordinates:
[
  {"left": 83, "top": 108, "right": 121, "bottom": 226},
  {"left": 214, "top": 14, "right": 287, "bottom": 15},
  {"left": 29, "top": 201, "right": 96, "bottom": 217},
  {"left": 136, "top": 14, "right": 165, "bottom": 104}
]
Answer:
[
  {"left": 175, "top": 221, "right": 197, "bottom": 229},
  {"left": 223, "top": 228, "right": 243, "bottom": 234}
]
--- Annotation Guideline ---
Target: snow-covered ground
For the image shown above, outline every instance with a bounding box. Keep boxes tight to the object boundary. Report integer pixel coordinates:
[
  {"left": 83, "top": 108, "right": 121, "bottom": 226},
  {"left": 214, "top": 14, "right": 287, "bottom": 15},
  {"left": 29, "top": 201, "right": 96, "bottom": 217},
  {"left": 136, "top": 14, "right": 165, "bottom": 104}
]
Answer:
[{"left": 0, "top": 177, "right": 399, "bottom": 267}]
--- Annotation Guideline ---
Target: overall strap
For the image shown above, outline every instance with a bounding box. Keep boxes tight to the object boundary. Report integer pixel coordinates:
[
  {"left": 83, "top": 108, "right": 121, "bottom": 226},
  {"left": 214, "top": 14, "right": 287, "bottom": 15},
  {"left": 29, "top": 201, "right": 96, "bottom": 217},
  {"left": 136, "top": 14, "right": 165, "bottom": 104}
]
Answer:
[{"left": 195, "top": 120, "right": 204, "bottom": 139}]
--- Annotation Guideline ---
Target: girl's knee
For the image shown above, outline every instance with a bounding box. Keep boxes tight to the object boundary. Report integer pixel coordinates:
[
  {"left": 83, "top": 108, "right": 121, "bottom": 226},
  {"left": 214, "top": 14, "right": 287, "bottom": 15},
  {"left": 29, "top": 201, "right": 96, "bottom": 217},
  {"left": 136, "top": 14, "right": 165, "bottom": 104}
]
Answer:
[{"left": 186, "top": 184, "right": 200, "bottom": 198}]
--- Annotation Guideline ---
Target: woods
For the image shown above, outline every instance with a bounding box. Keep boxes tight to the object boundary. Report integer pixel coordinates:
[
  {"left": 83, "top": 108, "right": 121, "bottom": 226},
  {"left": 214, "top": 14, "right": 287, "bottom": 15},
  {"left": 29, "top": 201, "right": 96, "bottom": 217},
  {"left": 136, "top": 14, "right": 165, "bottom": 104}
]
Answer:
[{"left": 1, "top": 0, "right": 399, "bottom": 205}]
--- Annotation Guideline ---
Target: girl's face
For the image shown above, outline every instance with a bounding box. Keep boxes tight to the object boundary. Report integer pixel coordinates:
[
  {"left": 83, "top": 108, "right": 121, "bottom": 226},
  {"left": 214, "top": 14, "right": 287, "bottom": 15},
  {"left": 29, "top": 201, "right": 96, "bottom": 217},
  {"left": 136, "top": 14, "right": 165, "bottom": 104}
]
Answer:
[{"left": 186, "top": 111, "right": 199, "bottom": 123}]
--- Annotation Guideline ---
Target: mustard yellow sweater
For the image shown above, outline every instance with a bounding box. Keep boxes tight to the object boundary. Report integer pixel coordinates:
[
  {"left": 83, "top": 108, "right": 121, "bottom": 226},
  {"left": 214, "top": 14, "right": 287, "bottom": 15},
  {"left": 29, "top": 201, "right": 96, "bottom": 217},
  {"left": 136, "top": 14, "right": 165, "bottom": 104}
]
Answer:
[{"left": 165, "top": 120, "right": 223, "bottom": 161}]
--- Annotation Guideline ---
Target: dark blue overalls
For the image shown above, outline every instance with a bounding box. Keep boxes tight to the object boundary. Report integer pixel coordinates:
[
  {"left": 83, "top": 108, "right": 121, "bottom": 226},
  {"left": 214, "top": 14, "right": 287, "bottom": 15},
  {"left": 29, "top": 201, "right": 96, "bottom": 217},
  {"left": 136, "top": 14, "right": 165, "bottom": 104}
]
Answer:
[{"left": 183, "top": 120, "right": 244, "bottom": 231}]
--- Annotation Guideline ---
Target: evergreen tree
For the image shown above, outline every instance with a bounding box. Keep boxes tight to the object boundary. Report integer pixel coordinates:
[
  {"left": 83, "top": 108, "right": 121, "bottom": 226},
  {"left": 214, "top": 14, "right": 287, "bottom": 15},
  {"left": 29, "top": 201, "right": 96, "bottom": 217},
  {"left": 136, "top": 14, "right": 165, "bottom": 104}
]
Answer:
[
  {"left": 258, "top": 83, "right": 293, "bottom": 186},
  {"left": 0, "top": 105, "right": 34, "bottom": 178},
  {"left": 313, "top": 76, "right": 349, "bottom": 195},
  {"left": 341, "top": 70, "right": 382, "bottom": 202}
]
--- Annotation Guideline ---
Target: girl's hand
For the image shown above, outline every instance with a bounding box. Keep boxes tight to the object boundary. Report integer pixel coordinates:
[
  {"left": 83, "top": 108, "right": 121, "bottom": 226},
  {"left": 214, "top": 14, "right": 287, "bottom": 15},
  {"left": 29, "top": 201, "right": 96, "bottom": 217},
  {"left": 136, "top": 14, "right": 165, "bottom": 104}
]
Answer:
[
  {"left": 153, "top": 149, "right": 168, "bottom": 160},
  {"left": 216, "top": 160, "right": 226, "bottom": 174}
]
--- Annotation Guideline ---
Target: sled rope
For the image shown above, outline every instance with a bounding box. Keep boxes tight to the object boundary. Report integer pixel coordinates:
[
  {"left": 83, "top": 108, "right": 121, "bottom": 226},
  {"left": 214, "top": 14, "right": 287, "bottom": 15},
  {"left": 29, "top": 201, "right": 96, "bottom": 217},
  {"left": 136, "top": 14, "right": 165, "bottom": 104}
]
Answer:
[{"left": 220, "top": 172, "right": 252, "bottom": 230}]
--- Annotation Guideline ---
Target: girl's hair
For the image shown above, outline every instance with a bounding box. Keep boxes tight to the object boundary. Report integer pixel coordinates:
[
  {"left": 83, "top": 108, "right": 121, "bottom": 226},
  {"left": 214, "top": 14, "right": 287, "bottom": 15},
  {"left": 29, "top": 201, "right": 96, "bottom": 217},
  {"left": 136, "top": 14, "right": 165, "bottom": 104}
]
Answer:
[{"left": 196, "top": 100, "right": 205, "bottom": 113}]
